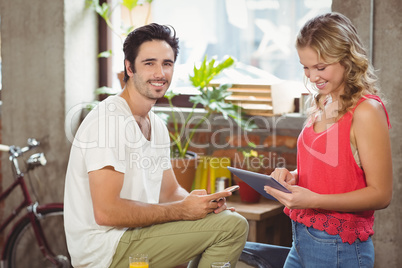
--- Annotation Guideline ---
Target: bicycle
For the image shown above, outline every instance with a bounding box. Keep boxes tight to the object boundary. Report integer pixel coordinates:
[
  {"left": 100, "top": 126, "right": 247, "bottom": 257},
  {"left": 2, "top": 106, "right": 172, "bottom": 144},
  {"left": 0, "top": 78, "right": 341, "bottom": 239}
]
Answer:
[{"left": 0, "top": 138, "right": 71, "bottom": 268}]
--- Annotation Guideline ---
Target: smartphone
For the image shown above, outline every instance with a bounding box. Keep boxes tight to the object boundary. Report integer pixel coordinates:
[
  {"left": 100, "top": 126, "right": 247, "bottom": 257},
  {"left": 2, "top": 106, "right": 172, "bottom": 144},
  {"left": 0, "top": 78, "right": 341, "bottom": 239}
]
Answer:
[
  {"left": 224, "top": 185, "right": 240, "bottom": 193},
  {"left": 213, "top": 185, "right": 239, "bottom": 202}
]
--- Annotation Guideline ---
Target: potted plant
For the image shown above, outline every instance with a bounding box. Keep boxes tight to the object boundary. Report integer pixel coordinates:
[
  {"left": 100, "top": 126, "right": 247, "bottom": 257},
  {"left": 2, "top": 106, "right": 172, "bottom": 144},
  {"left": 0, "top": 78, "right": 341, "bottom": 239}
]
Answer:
[{"left": 162, "top": 55, "right": 256, "bottom": 191}]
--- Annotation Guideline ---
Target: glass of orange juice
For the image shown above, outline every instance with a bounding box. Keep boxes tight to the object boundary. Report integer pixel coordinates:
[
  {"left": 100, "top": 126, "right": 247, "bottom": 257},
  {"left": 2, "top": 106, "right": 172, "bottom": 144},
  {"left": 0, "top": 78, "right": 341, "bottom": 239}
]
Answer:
[{"left": 129, "top": 254, "right": 149, "bottom": 268}]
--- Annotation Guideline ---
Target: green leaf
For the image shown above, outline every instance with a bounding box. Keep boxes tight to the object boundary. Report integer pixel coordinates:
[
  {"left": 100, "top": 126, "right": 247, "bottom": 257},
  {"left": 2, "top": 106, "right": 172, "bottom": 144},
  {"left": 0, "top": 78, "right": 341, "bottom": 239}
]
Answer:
[
  {"left": 121, "top": 25, "right": 135, "bottom": 36},
  {"left": 97, "top": 2, "right": 111, "bottom": 20},
  {"left": 86, "top": 100, "right": 99, "bottom": 111},
  {"left": 97, "top": 50, "right": 113, "bottom": 58},
  {"left": 189, "top": 56, "right": 235, "bottom": 89},
  {"left": 122, "top": 0, "right": 138, "bottom": 11},
  {"left": 164, "top": 90, "right": 179, "bottom": 101},
  {"left": 188, "top": 94, "right": 204, "bottom": 106},
  {"left": 247, "top": 142, "right": 257, "bottom": 148},
  {"left": 85, "top": 0, "right": 99, "bottom": 9},
  {"left": 95, "top": 86, "right": 115, "bottom": 95},
  {"left": 87, "top": 0, "right": 111, "bottom": 20}
]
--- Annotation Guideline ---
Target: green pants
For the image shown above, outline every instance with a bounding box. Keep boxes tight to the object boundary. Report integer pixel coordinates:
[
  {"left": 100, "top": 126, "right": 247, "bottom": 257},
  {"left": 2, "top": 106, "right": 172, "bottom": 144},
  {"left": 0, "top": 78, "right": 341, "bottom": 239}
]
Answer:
[{"left": 110, "top": 210, "right": 248, "bottom": 268}]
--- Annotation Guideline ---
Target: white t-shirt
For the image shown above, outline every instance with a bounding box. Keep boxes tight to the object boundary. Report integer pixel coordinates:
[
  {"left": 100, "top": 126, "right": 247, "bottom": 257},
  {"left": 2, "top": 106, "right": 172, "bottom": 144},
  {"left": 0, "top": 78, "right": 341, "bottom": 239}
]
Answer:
[{"left": 64, "top": 95, "right": 171, "bottom": 267}]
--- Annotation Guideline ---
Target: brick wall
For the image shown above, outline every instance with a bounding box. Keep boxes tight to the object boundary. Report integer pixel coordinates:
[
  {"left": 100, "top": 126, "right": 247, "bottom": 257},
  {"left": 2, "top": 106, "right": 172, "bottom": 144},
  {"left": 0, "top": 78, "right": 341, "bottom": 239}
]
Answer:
[{"left": 170, "top": 114, "right": 303, "bottom": 181}]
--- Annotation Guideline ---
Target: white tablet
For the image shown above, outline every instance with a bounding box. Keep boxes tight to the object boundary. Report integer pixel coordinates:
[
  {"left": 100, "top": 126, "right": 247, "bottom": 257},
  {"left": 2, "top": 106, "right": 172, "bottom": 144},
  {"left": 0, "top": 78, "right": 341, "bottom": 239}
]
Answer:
[{"left": 227, "top": 166, "right": 291, "bottom": 200}]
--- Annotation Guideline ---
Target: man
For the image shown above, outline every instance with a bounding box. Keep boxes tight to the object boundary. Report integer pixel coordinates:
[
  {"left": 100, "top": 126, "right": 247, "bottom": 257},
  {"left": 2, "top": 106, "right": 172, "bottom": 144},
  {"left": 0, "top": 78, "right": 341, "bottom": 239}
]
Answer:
[{"left": 64, "top": 23, "right": 248, "bottom": 268}]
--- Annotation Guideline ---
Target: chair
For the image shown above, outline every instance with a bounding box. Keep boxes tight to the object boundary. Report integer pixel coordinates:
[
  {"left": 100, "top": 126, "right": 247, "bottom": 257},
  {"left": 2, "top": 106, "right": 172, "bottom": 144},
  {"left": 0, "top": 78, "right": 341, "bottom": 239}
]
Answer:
[{"left": 239, "top": 242, "right": 291, "bottom": 268}]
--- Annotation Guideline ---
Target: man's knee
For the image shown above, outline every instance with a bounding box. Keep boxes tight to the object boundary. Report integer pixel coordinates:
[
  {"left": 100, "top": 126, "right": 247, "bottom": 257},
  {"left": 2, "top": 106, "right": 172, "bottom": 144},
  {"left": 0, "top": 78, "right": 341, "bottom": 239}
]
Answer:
[
  {"left": 231, "top": 212, "right": 249, "bottom": 238},
  {"left": 217, "top": 211, "right": 249, "bottom": 239}
]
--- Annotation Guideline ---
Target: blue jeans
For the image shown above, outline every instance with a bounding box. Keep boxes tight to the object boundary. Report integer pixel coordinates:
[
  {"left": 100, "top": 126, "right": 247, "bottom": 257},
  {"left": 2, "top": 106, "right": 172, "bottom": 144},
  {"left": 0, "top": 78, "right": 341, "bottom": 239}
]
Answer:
[
  {"left": 284, "top": 220, "right": 374, "bottom": 268},
  {"left": 240, "top": 242, "right": 290, "bottom": 268}
]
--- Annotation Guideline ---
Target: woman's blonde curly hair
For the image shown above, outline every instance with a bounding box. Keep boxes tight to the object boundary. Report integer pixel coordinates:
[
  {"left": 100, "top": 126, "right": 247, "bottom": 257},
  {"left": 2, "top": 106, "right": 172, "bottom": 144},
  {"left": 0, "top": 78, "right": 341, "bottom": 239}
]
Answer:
[{"left": 296, "top": 12, "right": 379, "bottom": 122}]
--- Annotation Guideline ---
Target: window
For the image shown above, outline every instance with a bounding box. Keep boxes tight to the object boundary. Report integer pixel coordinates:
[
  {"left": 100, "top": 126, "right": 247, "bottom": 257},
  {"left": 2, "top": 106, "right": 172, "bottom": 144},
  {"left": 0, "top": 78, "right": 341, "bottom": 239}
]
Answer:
[{"left": 110, "top": 0, "right": 331, "bottom": 90}]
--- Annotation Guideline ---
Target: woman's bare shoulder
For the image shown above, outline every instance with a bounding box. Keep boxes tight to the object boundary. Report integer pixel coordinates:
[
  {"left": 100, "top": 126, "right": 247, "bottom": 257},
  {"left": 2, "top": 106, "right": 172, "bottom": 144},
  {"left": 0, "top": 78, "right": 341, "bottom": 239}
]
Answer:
[{"left": 353, "top": 98, "right": 387, "bottom": 124}]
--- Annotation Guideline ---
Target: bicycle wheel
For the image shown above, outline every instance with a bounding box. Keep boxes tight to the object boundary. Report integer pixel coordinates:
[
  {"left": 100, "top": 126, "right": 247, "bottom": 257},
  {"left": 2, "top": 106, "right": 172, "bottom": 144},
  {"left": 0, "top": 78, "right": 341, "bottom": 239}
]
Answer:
[{"left": 4, "top": 206, "right": 72, "bottom": 268}]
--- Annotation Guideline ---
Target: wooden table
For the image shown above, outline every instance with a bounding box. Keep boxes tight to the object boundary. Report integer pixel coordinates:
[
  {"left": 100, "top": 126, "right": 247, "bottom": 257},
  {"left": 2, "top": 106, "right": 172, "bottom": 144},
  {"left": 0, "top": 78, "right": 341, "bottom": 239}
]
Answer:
[{"left": 227, "top": 195, "right": 292, "bottom": 246}]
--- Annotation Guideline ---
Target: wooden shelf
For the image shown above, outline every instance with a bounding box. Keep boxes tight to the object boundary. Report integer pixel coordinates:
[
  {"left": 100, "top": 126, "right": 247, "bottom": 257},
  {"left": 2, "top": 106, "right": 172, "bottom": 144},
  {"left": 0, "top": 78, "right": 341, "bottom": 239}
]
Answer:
[{"left": 226, "top": 195, "right": 283, "bottom": 221}]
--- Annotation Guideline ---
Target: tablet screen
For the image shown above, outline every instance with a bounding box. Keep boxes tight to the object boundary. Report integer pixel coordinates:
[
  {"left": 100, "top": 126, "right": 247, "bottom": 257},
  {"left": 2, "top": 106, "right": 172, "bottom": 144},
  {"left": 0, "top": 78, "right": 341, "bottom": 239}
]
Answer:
[{"left": 227, "top": 166, "right": 290, "bottom": 200}]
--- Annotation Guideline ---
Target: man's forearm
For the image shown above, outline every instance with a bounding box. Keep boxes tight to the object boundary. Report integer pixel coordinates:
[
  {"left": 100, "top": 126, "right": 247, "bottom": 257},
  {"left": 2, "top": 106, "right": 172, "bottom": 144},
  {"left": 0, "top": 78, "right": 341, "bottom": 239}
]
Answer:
[
  {"left": 165, "top": 186, "right": 189, "bottom": 202},
  {"left": 94, "top": 198, "right": 185, "bottom": 228}
]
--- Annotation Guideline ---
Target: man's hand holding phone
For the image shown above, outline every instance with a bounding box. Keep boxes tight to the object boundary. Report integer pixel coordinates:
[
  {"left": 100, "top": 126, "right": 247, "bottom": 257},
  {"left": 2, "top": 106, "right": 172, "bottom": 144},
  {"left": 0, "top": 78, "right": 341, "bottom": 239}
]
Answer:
[
  {"left": 212, "top": 185, "right": 240, "bottom": 202},
  {"left": 210, "top": 185, "right": 239, "bottom": 213}
]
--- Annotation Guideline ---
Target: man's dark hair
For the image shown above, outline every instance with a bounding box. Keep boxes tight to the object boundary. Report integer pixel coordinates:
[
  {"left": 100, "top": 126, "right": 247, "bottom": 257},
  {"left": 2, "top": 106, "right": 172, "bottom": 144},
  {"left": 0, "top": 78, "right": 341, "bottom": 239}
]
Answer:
[{"left": 123, "top": 23, "right": 180, "bottom": 82}]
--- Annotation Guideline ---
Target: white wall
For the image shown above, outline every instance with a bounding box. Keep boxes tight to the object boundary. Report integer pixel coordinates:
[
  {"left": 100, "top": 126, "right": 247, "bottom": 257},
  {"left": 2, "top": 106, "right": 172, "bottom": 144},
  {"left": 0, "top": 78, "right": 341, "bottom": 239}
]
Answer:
[{"left": 0, "top": 0, "right": 97, "bottom": 209}]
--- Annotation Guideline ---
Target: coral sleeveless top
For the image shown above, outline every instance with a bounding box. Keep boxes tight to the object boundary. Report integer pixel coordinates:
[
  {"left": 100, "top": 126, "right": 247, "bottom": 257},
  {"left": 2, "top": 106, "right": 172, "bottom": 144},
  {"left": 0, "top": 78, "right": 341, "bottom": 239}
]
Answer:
[{"left": 284, "top": 95, "right": 391, "bottom": 244}]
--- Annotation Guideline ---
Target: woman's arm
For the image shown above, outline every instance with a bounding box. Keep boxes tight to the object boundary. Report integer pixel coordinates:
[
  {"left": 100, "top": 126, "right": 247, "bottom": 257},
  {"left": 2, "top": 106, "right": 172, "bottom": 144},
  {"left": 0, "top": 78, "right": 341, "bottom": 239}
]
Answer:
[
  {"left": 327, "top": 98, "right": 392, "bottom": 210},
  {"left": 265, "top": 99, "right": 393, "bottom": 212}
]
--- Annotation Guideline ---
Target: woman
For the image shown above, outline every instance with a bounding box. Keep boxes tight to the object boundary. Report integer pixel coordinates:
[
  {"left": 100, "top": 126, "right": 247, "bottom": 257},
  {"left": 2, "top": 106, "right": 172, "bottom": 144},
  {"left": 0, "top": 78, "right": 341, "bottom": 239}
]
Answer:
[{"left": 264, "top": 12, "right": 392, "bottom": 267}]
